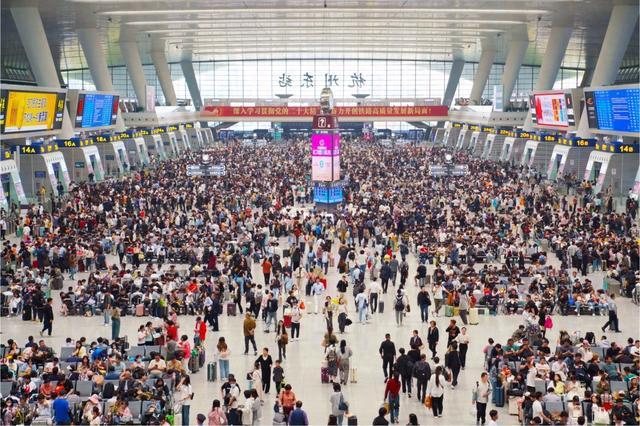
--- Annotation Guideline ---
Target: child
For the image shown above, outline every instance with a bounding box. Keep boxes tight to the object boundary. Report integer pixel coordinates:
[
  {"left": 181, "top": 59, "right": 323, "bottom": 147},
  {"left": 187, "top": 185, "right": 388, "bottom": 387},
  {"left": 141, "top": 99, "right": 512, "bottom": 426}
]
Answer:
[{"left": 273, "top": 360, "right": 285, "bottom": 394}]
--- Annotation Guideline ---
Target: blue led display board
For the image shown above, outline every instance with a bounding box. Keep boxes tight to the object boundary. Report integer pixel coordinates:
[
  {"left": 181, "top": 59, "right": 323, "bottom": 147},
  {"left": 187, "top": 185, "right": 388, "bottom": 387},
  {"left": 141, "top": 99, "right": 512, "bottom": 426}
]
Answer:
[
  {"left": 585, "top": 86, "right": 640, "bottom": 135},
  {"left": 74, "top": 93, "right": 119, "bottom": 129}
]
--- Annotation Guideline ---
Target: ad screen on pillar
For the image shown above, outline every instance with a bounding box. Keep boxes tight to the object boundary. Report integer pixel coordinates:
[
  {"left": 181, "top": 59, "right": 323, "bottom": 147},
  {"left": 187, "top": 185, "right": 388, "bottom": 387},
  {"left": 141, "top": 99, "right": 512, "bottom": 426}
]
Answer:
[
  {"left": 311, "top": 133, "right": 340, "bottom": 181},
  {"left": 533, "top": 92, "right": 569, "bottom": 127},
  {"left": 74, "top": 93, "right": 120, "bottom": 128}
]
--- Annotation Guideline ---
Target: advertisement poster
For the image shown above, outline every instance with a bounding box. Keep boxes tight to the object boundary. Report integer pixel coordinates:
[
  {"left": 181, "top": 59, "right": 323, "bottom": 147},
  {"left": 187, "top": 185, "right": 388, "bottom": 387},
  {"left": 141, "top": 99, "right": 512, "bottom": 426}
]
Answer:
[{"left": 4, "top": 91, "right": 57, "bottom": 132}]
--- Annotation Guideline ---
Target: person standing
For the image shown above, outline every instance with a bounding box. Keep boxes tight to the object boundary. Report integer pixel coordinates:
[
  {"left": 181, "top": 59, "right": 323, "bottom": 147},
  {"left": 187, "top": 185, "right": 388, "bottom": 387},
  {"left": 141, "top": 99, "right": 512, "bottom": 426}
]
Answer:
[
  {"left": 40, "top": 298, "right": 54, "bottom": 337},
  {"left": 355, "top": 289, "right": 369, "bottom": 324},
  {"left": 445, "top": 341, "right": 462, "bottom": 388},
  {"left": 456, "top": 327, "right": 470, "bottom": 370},
  {"left": 458, "top": 291, "right": 470, "bottom": 325},
  {"left": 256, "top": 348, "right": 273, "bottom": 395},
  {"left": 174, "top": 375, "right": 192, "bottom": 426},
  {"left": 432, "top": 282, "right": 446, "bottom": 317},
  {"left": 369, "top": 278, "right": 382, "bottom": 314},
  {"left": 409, "top": 330, "right": 424, "bottom": 354},
  {"left": 262, "top": 257, "right": 272, "bottom": 285},
  {"left": 329, "top": 383, "right": 347, "bottom": 426},
  {"left": 194, "top": 316, "right": 207, "bottom": 346},
  {"left": 243, "top": 312, "right": 258, "bottom": 355},
  {"left": 445, "top": 319, "right": 460, "bottom": 346},
  {"left": 602, "top": 294, "right": 621, "bottom": 333},
  {"left": 427, "top": 321, "right": 439, "bottom": 359},
  {"left": 111, "top": 307, "right": 121, "bottom": 341},
  {"left": 337, "top": 340, "right": 353, "bottom": 385},
  {"left": 474, "top": 372, "right": 491, "bottom": 426},
  {"left": 384, "top": 373, "right": 401, "bottom": 424},
  {"left": 290, "top": 303, "right": 302, "bottom": 340},
  {"left": 102, "top": 290, "right": 113, "bottom": 326},
  {"left": 379, "top": 333, "right": 396, "bottom": 382},
  {"left": 426, "top": 366, "right": 446, "bottom": 418},
  {"left": 311, "top": 280, "right": 324, "bottom": 314},
  {"left": 216, "top": 337, "right": 231, "bottom": 381},
  {"left": 288, "top": 400, "right": 308, "bottom": 426}
]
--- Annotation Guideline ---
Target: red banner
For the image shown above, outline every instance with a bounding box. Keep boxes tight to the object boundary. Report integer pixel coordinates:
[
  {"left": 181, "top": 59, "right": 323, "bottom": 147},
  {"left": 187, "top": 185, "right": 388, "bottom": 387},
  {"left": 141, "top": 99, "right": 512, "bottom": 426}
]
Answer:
[{"left": 202, "top": 105, "right": 448, "bottom": 118}]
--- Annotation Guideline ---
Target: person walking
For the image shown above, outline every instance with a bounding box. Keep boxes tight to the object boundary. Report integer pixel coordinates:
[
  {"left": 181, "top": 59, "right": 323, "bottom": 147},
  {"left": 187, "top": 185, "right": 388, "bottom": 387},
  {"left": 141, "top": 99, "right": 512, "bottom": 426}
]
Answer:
[
  {"left": 216, "top": 337, "right": 231, "bottom": 381},
  {"left": 474, "top": 372, "right": 491, "bottom": 426},
  {"left": 426, "top": 366, "right": 446, "bottom": 418},
  {"left": 355, "top": 289, "right": 369, "bottom": 324},
  {"left": 250, "top": 362, "right": 264, "bottom": 404},
  {"left": 369, "top": 278, "right": 382, "bottom": 314},
  {"left": 379, "top": 333, "right": 396, "bottom": 382},
  {"left": 329, "top": 383, "right": 347, "bottom": 426},
  {"left": 384, "top": 373, "right": 401, "bottom": 424},
  {"left": 427, "top": 321, "right": 439, "bottom": 359},
  {"left": 417, "top": 287, "right": 431, "bottom": 323},
  {"left": 393, "top": 290, "right": 407, "bottom": 326},
  {"left": 413, "top": 354, "right": 431, "bottom": 403},
  {"left": 40, "top": 298, "right": 54, "bottom": 337},
  {"left": 256, "top": 348, "right": 273, "bottom": 395},
  {"left": 458, "top": 291, "right": 470, "bottom": 325},
  {"left": 311, "top": 280, "right": 324, "bottom": 314},
  {"left": 445, "top": 341, "right": 462, "bottom": 388},
  {"left": 290, "top": 303, "right": 302, "bottom": 340},
  {"left": 456, "top": 327, "right": 470, "bottom": 370},
  {"left": 243, "top": 312, "right": 258, "bottom": 355},
  {"left": 394, "top": 348, "right": 413, "bottom": 398},
  {"left": 337, "top": 340, "right": 353, "bottom": 385},
  {"left": 602, "top": 293, "right": 621, "bottom": 333}
]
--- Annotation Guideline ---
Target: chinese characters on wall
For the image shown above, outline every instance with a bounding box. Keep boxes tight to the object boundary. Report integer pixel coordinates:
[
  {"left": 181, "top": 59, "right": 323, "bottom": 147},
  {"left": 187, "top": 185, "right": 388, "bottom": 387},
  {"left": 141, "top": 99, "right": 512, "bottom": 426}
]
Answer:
[{"left": 278, "top": 72, "right": 367, "bottom": 89}]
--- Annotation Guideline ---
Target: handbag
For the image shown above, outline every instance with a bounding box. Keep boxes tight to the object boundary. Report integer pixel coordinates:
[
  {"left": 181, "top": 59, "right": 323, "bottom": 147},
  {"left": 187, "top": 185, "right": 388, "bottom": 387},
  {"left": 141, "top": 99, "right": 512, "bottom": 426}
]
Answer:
[
  {"left": 338, "top": 394, "right": 349, "bottom": 411},
  {"left": 423, "top": 395, "right": 432, "bottom": 408}
]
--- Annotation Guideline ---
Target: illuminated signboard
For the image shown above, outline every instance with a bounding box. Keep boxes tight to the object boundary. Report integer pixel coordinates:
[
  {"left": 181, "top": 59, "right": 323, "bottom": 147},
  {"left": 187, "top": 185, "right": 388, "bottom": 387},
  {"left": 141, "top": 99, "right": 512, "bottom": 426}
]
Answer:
[
  {"left": 74, "top": 93, "right": 119, "bottom": 129},
  {"left": 0, "top": 87, "right": 66, "bottom": 136},
  {"left": 585, "top": 85, "right": 640, "bottom": 136}
]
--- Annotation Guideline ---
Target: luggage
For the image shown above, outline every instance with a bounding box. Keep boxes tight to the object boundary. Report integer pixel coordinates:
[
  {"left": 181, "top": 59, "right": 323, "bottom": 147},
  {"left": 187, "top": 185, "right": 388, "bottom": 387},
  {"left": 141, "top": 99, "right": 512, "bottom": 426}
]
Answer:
[
  {"left": 444, "top": 305, "right": 454, "bottom": 317},
  {"left": 494, "top": 386, "right": 505, "bottom": 407},
  {"left": 453, "top": 307, "right": 460, "bottom": 316},
  {"left": 469, "top": 307, "right": 479, "bottom": 325},
  {"left": 283, "top": 314, "right": 292, "bottom": 328},
  {"left": 321, "top": 367, "right": 330, "bottom": 383},
  {"left": 305, "top": 282, "right": 312, "bottom": 297},
  {"left": 227, "top": 302, "right": 237, "bottom": 316},
  {"left": 347, "top": 415, "right": 358, "bottom": 425},
  {"left": 477, "top": 308, "right": 486, "bottom": 315},
  {"left": 135, "top": 304, "right": 145, "bottom": 317},
  {"left": 378, "top": 301, "right": 385, "bottom": 314},
  {"left": 350, "top": 367, "right": 357, "bottom": 383},
  {"left": 189, "top": 355, "right": 200, "bottom": 373},
  {"left": 283, "top": 249, "right": 290, "bottom": 258},
  {"left": 239, "top": 406, "right": 252, "bottom": 426},
  {"left": 22, "top": 309, "right": 32, "bottom": 321},
  {"left": 199, "top": 348, "right": 206, "bottom": 367},
  {"left": 207, "top": 362, "right": 217, "bottom": 382}
]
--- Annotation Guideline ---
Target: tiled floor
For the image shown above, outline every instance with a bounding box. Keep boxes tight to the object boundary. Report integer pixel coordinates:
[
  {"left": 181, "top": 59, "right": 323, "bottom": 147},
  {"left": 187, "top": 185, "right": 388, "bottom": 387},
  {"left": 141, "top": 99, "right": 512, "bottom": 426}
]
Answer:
[{"left": 2, "top": 240, "right": 638, "bottom": 426}]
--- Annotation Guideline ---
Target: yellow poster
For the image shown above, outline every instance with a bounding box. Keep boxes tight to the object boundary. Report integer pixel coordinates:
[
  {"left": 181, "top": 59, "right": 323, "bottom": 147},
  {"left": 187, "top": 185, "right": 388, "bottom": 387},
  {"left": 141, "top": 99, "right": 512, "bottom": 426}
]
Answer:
[{"left": 4, "top": 91, "right": 57, "bottom": 133}]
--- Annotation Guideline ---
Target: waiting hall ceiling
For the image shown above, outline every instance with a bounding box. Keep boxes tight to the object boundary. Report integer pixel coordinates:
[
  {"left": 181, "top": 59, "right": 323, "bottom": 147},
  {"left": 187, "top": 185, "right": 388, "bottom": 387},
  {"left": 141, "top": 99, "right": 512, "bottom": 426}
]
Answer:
[{"left": 1, "top": 0, "right": 639, "bottom": 74}]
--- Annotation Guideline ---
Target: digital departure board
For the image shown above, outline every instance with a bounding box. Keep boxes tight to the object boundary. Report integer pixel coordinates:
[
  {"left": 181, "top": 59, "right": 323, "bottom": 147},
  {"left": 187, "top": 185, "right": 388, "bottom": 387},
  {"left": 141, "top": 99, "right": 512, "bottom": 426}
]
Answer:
[
  {"left": 74, "top": 93, "right": 119, "bottom": 129},
  {"left": 0, "top": 88, "right": 66, "bottom": 135},
  {"left": 585, "top": 86, "right": 640, "bottom": 135}
]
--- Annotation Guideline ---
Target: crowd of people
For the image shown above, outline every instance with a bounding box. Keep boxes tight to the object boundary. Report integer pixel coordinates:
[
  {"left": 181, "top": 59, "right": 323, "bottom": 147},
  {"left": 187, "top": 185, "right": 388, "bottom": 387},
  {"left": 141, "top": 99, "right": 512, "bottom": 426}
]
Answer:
[{"left": 1, "top": 137, "right": 638, "bottom": 425}]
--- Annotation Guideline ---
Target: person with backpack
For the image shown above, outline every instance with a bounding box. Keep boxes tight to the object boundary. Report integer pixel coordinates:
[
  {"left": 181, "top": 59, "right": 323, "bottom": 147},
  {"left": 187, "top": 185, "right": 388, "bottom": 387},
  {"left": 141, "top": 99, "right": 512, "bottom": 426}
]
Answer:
[
  {"left": 326, "top": 343, "right": 340, "bottom": 384},
  {"left": 394, "top": 348, "right": 413, "bottom": 398},
  {"left": 393, "top": 290, "right": 407, "bottom": 326},
  {"left": 413, "top": 354, "right": 431, "bottom": 403},
  {"left": 220, "top": 375, "right": 241, "bottom": 424}
]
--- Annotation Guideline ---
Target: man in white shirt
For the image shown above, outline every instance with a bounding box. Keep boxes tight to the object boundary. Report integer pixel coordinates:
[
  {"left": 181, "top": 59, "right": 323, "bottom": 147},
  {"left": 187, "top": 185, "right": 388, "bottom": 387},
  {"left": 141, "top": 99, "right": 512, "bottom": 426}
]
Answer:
[
  {"left": 368, "top": 278, "right": 382, "bottom": 314},
  {"left": 487, "top": 409, "right": 499, "bottom": 426},
  {"left": 532, "top": 392, "right": 553, "bottom": 424},
  {"left": 310, "top": 281, "right": 324, "bottom": 314}
]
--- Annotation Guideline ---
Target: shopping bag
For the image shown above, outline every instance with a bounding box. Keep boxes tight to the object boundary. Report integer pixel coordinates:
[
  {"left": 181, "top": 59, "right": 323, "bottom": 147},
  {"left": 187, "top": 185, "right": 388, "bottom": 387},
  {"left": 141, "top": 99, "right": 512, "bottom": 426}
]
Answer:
[{"left": 423, "top": 395, "right": 432, "bottom": 408}]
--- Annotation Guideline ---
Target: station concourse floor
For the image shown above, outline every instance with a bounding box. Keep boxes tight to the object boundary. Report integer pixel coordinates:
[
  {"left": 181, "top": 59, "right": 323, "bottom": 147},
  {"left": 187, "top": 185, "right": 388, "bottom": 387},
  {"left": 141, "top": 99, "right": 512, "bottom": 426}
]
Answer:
[{"left": 2, "top": 230, "right": 639, "bottom": 426}]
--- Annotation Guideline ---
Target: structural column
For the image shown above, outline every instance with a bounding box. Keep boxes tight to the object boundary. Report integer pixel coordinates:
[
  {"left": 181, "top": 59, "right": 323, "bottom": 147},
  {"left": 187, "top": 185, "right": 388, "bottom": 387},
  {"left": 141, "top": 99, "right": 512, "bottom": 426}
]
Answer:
[
  {"left": 442, "top": 58, "right": 465, "bottom": 108},
  {"left": 151, "top": 37, "right": 177, "bottom": 106},
  {"left": 180, "top": 60, "right": 203, "bottom": 111},
  {"left": 577, "top": 3, "right": 639, "bottom": 137},
  {"left": 523, "top": 20, "right": 572, "bottom": 130},
  {"left": 77, "top": 15, "right": 126, "bottom": 130},
  {"left": 10, "top": 2, "right": 74, "bottom": 138},
  {"left": 501, "top": 27, "right": 529, "bottom": 107},
  {"left": 469, "top": 47, "right": 496, "bottom": 104},
  {"left": 119, "top": 26, "right": 148, "bottom": 110}
]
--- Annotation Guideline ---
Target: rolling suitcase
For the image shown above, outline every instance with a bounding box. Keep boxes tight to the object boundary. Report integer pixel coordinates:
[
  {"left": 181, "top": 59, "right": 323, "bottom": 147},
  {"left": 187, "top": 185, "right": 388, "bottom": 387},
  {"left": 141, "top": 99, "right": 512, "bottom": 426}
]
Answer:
[
  {"left": 469, "top": 307, "right": 479, "bottom": 325},
  {"left": 494, "top": 386, "right": 505, "bottom": 407},
  {"left": 226, "top": 302, "right": 237, "bottom": 316},
  {"left": 321, "top": 367, "right": 330, "bottom": 383},
  {"left": 347, "top": 415, "right": 358, "bottom": 425},
  {"left": 508, "top": 396, "right": 519, "bottom": 416},
  {"left": 283, "top": 249, "right": 290, "bottom": 258},
  {"left": 189, "top": 355, "right": 200, "bottom": 373},
  {"left": 239, "top": 405, "right": 252, "bottom": 426},
  {"left": 444, "top": 305, "right": 454, "bottom": 317},
  {"left": 378, "top": 300, "right": 384, "bottom": 314},
  {"left": 207, "top": 362, "right": 217, "bottom": 382},
  {"left": 135, "top": 304, "right": 145, "bottom": 317}
]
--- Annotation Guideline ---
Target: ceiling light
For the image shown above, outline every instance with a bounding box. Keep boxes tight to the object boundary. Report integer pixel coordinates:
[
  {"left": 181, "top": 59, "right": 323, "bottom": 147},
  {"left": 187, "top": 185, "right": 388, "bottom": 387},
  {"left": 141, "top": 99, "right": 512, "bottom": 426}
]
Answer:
[{"left": 126, "top": 18, "right": 526, "bottom": 26}]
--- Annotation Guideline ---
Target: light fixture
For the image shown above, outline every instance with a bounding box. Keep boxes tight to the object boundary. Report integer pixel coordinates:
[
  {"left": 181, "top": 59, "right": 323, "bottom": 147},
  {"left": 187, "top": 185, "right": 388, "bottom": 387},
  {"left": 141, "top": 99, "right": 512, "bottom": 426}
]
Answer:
[{"left": 126, "top": 18, "right": 527, "bottom": 26}]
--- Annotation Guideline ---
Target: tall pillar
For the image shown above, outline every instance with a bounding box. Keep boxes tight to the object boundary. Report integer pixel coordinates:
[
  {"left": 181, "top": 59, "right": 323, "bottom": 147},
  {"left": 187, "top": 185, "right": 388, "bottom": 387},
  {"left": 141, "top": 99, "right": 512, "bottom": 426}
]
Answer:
[
  {"left": 577, "top": 3, "right": 639, "bottom": 137},
  {"left": 469, "top": 48, "right": 496, "bottom": 104},
  {"left": 523, "top": 21, "right": 572, "bottom": 130},
  {"left": 501, "top": 28, "right": 529, "bottom": 107},
  {"left": 151, "top": 37, "right": 177, "bottom": 106},
  {"left": 119, "top": 26, "right": 148, "bottom": 110},
  {"left": 77, "top": 15, "right": 125, "bottom": 131},
  {"left": 442, "top": 58, "right": 465, "bottom": 108},
  {"left": 180, "top": 60, "right": 203, "bottom": 111},
  {"left": 10, "top": 2, "right": 74, "bottom": 138}
]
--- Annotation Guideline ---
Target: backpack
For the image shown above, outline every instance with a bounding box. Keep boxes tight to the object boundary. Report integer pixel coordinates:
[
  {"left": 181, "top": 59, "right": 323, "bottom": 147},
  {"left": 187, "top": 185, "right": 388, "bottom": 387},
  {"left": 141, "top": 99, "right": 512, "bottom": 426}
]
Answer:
[
  {"left": 327, "top": 349, "right": 337, "bottom": 363},
  {"left": 103, "top": 382, "right": 115, "bottom": 399},
  {"left": 394, "top": 297, "right": 405, "bottom": 311}
]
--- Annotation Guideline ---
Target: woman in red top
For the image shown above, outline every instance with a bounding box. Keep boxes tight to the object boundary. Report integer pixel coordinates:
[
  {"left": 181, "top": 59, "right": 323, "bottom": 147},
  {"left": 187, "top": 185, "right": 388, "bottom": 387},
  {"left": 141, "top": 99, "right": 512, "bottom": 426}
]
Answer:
[
  {"left": 194, "top": 316, "right": 206, "bottom": 345},
  {"left": 165, "top": 320, "right": 178, "bottom": 342},
  {"left": 384, "top": 373, "right": 401, "bottom": 424}
]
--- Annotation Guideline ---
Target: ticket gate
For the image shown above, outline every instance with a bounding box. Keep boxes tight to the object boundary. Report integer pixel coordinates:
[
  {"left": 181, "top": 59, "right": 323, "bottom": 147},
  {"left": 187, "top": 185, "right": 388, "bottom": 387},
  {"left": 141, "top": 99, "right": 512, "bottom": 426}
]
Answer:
[
  {"left": 123, "top": 137, "right": 150, "bottom": 170},
  {"left": 19, "top": 151, "right": 70, "bottom": 198},
  {"left": 161, "top": 132, "right": 180, "bottom": 158},
  {"left": 96, "top": 141, "right": 129, "bottom": 177},
  {"left": 178, "top": 129, "right": 192, "bottom": 151},
  {"left": 186, "top": 127, "right": 204, "bottom": 150},
  {"left": 546, "top": 145, "right": 593, "bottom": 182},
  {"left": 143, "top": 134, "right": 167, "bottom": 160},
  {"left": 472, "top": 132, "right": 489, "bottom": 157},
  {"left": 455, "top": 129, "right": 468, "bottom": 150},
  {"left": 446, "top": 127, "right": 461, "bottom": 148},
  {"left": 463, "top": 131, "right": 478, "bottom": 152},
  {"left": 521, "top": 140, "right": 556, "bottom": 175},
  {"left": 0, "top": 159, "right": 28, "bottom": 209},
  {"left": 584, "top": 150, "right": 639, "bottom": 196},
  {"left": 60, "top": 145, "right": 105, "bottom": 182},
  {"left": 433, "top": 128, "right": 446, "bottom": 145}
]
